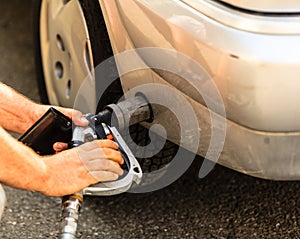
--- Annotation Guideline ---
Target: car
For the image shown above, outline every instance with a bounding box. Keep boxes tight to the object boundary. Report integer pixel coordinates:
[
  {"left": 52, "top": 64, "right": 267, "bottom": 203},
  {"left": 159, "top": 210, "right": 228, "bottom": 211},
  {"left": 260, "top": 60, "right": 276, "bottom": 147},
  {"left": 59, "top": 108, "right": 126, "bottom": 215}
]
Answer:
[{"left": 33, "top": 0, "right": 300, "bottom": 184}]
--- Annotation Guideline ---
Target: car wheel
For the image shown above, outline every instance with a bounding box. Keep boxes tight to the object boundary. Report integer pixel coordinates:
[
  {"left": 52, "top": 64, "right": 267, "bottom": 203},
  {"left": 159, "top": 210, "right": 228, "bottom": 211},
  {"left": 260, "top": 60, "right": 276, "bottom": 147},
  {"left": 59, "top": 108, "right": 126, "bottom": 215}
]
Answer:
[
  {"left": 33, "top": 0, "right": 178, "bottom": 174},
  {"left": 33, "top": 0, "right": 117, "bottom": 107}
]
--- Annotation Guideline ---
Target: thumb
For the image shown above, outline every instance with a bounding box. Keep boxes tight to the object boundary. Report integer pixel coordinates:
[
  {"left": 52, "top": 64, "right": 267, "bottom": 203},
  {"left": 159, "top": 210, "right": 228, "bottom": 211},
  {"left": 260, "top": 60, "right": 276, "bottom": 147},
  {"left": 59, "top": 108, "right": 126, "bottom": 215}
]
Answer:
[{"left": 72, "top": 110, "right": 89, "bottom": 126}]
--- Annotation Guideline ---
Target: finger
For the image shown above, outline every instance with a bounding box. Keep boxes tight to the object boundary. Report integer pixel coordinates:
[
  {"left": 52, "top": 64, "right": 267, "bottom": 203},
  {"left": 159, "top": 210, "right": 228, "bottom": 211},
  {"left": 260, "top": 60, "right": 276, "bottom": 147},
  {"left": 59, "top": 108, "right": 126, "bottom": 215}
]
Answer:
[
  {"left": 53, "top": 142, "right": 68, "bottom": 152},
  {"left": 92, "top": 148, "right": 124, "bottom": 164},
  {"left": 72, "top": 110, "right": 89, "bottom": 126},
  {"left": 56, "top": 107, "right": 89, "bottom": 126},
  {"left": 102, "top": 148, "right": 124, "bottom": 164},
  {"left": 97, "top": 140, "right": 119, "bottom": 149},
  {"left": 89, "top": 171, "right": 119, "bottom": 182},
  {"left": 81, "top": 148, "right": 123, "bottom": 165},
  {"left": 79, "top": 140, "right": 118, "bottom": 151},
  {"left": 85, "top": 159, "right": 124, "bottom": 176}
]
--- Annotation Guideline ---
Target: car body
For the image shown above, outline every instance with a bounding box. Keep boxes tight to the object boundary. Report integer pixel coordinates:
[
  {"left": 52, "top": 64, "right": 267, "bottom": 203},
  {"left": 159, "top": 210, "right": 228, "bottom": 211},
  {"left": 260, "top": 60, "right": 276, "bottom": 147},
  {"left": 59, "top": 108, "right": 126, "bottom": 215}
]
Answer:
[{"left": 36, "top": 0, "right": 300, "bottom": 180}]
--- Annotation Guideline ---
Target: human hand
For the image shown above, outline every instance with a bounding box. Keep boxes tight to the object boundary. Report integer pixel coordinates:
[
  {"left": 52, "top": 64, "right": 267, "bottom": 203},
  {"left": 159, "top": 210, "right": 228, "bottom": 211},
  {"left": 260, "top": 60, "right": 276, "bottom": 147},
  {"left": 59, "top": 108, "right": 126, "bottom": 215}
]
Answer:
[
  {"left": 41, "top": 140, "right": 124, "bottom": 196},
  {"left": 35, "top": 105, "right": 89, "bottom": 128},
  {"left": 53, "top": 106, "right": 89, "bottom": 127}
]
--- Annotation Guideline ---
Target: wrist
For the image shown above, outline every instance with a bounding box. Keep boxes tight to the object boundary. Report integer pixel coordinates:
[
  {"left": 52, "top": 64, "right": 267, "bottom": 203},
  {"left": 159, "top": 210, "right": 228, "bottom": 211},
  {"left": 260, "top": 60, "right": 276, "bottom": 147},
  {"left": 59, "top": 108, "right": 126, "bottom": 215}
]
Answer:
[
  {"left": 30, "top": 104, "right": 50, "bottom": 124},
  {"left": 32, "top": 156, "right": 52, "bottom": 195}
]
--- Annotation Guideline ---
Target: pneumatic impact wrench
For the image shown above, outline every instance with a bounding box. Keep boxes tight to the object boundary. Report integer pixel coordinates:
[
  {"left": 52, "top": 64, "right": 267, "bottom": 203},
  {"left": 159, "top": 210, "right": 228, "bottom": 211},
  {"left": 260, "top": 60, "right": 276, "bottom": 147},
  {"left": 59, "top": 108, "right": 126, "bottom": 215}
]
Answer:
[{"left": 19, "top": 95, "right": 153, "bottom": 239}]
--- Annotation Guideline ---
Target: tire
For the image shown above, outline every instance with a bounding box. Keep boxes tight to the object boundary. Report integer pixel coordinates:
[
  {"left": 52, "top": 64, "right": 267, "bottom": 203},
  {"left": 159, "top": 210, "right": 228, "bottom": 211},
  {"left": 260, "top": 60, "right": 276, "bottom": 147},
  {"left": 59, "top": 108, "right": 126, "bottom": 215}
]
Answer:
[
  {"left": 32, "top": 0, "right": 49, "bottom": 104},
  {"left": 33, "top": 0, "right": 178, "bottom": 173}
]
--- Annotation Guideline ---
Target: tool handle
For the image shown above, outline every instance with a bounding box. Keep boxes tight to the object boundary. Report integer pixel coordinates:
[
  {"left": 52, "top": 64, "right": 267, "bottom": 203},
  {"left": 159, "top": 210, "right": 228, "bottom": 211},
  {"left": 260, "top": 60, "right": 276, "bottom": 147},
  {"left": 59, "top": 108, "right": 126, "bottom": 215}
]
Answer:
[{"left": 18, "top": 107, "right": 72, "bottom": 155}]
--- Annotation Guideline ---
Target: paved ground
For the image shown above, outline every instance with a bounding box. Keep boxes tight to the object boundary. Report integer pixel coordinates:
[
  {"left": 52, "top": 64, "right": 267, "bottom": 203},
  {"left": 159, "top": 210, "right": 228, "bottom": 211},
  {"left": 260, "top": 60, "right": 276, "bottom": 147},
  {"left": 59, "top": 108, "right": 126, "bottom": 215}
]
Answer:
[{"left": 0, "top": 1, "right": 299, "bottom": 238}]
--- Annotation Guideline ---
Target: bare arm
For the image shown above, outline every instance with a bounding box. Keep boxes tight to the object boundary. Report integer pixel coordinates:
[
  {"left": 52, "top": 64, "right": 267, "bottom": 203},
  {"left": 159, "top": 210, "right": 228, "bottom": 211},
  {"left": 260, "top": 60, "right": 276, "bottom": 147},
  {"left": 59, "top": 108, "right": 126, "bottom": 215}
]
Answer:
[
  {"left": 0, "top": 127, "right": 123, "bottom": 196},
  {"left": 0, "top": 82, "right": 49, "bottom": 134},
  {"left": 0, "top": 126, "right": 47, "bottom": 191},
  {"left": 0, "top": 82, "right": 124, "bottom": 196},
  {"left": 0, "top": 82, "right": 88, "bottom": 134}
]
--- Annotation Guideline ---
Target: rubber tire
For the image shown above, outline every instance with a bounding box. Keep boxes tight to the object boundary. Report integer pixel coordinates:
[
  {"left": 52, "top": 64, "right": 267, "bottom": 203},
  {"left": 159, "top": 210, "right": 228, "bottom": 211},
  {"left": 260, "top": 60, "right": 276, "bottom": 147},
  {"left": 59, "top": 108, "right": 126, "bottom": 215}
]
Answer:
[{"left": 32, "top": 0, "right": 49, "bottom": 104}]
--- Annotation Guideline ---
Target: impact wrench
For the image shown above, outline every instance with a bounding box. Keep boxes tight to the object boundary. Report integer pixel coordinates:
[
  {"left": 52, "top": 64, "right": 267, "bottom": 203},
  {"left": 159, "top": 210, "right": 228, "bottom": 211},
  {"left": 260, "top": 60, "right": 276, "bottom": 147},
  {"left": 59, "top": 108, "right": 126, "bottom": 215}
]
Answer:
[{"left": 19, "top": 95, "right": 153, "bottom": 239}]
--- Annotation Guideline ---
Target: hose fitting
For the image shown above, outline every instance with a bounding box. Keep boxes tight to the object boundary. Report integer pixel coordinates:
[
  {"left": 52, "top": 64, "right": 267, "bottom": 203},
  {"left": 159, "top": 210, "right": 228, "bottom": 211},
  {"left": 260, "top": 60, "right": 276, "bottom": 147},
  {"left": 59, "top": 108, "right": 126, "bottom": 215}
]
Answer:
[
  {"left": 106, "top": 94, "right": 153, "bottom": 130},
  {"left": 59, "top": 193, "right": 83, "bottom": 239}
]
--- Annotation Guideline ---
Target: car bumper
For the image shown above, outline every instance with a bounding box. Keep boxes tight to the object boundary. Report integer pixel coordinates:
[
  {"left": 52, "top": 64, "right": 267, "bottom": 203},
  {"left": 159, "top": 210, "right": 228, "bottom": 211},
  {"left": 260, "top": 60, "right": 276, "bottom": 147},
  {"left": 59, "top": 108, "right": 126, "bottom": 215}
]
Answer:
[{"left": 100, "top": 0, "right": 300, "bottom": 180}]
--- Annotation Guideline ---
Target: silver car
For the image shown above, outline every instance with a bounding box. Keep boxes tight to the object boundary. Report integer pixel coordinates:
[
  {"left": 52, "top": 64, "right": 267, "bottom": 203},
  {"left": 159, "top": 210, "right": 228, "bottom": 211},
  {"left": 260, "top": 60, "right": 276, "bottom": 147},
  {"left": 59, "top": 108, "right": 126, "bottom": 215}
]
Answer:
[{"left": 33, "top": 0, "right": 300, "bottom": 181}]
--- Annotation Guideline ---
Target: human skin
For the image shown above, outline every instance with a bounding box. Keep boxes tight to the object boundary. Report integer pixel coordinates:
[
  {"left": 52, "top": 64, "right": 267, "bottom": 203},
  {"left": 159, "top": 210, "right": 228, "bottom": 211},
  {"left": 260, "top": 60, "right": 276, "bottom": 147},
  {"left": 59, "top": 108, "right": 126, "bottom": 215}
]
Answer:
[{"left": 0, "top": 83, "right": 123, "bottom": 196}]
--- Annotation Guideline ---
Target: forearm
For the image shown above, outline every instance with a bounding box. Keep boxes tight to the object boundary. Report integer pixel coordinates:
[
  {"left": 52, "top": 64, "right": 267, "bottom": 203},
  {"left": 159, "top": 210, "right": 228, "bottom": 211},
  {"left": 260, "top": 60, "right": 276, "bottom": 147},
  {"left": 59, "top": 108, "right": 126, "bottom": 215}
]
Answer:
[
  {"left": 0, "top": 126, "right": 47, "bottom": 192},
  {"left": 0, "top": 82, "right": 49, "bottom": 134},
  {"left": 0, "top": 126, "right": 123, "bottom": 196}
]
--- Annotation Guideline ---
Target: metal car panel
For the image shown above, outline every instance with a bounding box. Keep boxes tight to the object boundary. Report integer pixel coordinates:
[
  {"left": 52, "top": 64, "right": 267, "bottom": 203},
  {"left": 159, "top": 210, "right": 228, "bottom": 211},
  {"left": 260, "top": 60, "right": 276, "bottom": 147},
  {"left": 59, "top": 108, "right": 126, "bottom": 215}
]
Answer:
[
  {"left": 181, "top": 0, "right": 300, "bottom": 34},
  {"left": 99, "top": 0, "right": 300, "bottom": 179},
  {"left": 111, "top": 0, "right": 300, "bottom": 132}
]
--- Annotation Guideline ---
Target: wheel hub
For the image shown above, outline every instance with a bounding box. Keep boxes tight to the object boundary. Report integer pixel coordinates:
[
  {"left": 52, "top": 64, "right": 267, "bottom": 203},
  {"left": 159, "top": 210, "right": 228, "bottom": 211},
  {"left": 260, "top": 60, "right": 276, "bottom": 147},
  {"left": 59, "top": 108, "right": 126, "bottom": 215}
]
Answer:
[{"left": 40, "top": 0, "right": 94, "bottom": 107}]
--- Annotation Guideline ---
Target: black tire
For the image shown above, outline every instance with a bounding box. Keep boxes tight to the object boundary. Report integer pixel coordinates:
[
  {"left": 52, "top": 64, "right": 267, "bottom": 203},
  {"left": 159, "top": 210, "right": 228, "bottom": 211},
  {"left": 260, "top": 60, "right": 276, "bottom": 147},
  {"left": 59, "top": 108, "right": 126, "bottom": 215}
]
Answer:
[{"left": 32, "top": 0, "right": 49, "bottom": 104}]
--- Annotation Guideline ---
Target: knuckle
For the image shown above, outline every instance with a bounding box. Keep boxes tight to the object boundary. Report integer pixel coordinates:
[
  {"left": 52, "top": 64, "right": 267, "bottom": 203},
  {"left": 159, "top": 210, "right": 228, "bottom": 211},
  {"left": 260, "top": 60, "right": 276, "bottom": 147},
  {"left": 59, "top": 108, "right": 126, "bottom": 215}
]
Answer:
[
  {"left": 100, "top": 148, "right": 110, "bottom": 156},
  {"left": 90, "top": 140, "right": 99, "bottom": 148},
  {"left": 93, "top": 148, "right": 105, "bottom": 157},
  {"left": 98, "top": 159, "right": 109, "bottom": 170},
  {"left": 96, "top": 139, "right": 107, "bottom": 147},
  {"left": 112, "top": 173, "right": 119, "bottom": 180}
]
